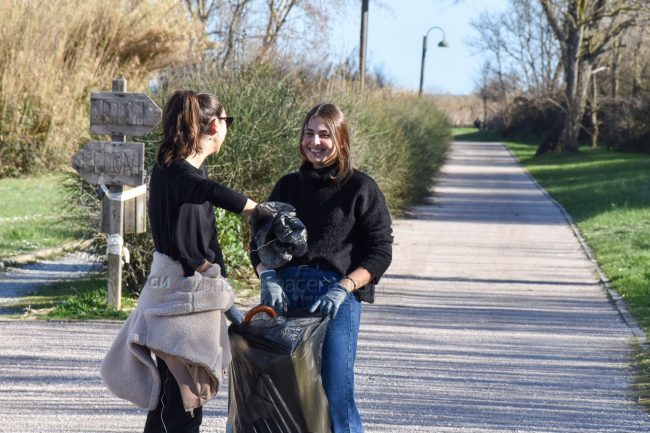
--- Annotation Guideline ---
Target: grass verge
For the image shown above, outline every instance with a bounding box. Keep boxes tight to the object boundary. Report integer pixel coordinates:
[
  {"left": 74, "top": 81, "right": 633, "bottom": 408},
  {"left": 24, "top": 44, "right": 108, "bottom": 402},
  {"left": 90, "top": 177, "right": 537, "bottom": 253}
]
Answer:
[
  {"left": 0, "top": 173, "right": 82, "bottom": 258},
  {"left": 0, "top": 275, "right": 133, "bottom": 320},
  {"left": 454, "top": 128, "right": 650, "bottom": 410}
]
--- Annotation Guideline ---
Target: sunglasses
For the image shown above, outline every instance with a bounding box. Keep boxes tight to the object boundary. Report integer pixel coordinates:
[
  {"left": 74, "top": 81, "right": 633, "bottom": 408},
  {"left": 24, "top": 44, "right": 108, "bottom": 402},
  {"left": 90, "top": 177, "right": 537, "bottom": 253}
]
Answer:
[{"left": 219, "top": 116, "right": 234, "bottom": 127}]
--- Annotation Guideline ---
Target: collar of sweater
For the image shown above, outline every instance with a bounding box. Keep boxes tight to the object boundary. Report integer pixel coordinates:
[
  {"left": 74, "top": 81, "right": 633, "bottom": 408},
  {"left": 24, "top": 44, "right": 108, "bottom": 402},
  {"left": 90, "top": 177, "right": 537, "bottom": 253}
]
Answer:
[{"left": 299, "top": 161, "right": 339, "bottom": 186}]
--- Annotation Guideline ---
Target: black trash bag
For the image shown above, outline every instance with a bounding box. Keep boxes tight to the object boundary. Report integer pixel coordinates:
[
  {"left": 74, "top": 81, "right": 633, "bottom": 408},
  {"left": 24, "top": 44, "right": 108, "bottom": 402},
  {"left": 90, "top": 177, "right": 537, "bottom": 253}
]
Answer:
[
  {"left": 251, "top": 202, "right": 308, "bottom": 270},
  {"left": 227, "top": 312, "right": 331, "bottom": 433}
]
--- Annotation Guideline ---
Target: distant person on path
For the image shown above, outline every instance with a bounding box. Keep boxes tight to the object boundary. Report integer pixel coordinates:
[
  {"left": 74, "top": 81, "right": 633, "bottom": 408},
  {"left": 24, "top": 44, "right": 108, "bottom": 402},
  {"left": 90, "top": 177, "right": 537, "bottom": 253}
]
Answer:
[
  {"left": 101, "top": 90, "right": 256, "bottom": 433},
  {"left": 250, "top": 102, "right": 393, "bottom": 433}
]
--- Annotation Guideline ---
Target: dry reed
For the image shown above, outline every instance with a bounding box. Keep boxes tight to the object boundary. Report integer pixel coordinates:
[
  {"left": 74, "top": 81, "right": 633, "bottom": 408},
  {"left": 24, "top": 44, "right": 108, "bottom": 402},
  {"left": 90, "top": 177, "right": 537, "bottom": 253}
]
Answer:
[{"left": 0, "top": 0, "right": 205, "bottom": 176}]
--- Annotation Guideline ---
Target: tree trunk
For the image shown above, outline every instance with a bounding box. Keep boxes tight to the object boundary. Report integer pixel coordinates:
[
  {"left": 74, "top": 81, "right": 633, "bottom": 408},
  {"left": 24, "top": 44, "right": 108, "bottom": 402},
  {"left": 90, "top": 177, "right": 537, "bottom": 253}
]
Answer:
[
  {"left": 562, "top": 61, "right": 591, "bottom": 152},
  {"left": 559, "top": 25, "right": 582, "bottom": 152},
  {"left": 591, "top": 73, "right": 599, "bottom": 148}
]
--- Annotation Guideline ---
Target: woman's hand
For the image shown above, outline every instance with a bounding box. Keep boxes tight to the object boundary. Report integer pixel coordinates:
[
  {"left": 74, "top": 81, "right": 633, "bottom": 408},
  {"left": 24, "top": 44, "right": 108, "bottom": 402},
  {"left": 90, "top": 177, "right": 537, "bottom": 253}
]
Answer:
[
  {"left": 340, "top": 267, "right": 372, "bottom": 292},
  {"left": 309, "top": 283, "right": 349, "bottom": 319},
  {"left": 240, "top": 199, "right": 258, "bottom": 218},
  {"left": 310, "top": 267, "right": 373, "bottom": 319},
  {"left": 259, "top": 269, "right": 287, "bottom": 315},
  {"left": 225, "top": 305, "right": 244, "bottom": 328},
  {"left": 196, "top": 260, "right": 212, "bottom": 273}
]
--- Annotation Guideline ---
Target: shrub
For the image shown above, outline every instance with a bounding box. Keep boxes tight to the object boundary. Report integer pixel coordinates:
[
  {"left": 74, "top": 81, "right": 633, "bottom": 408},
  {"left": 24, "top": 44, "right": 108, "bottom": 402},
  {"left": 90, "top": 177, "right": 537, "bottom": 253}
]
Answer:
[
  {"left": 502, "top": 96, "right": 564, "bottom": 140},
  {"left": 381, "top": 94, "right": 451, "bottom": 205},
  {"left": 598, "top": 97, "right": 650, "bottom": 152}
]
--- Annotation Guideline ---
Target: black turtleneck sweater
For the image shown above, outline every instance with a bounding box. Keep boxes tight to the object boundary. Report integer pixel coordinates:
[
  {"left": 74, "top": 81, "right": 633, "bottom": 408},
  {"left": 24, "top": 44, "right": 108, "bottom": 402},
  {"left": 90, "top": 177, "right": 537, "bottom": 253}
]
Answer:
[{"left": 250, "top": 162, "right": 393, "bottom": 303}]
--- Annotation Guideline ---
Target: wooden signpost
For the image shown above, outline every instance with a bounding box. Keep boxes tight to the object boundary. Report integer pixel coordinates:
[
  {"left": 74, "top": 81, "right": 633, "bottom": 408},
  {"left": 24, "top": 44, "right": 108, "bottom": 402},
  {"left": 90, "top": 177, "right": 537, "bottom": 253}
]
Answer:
[
  {"left": 90, "top": 91, "right": 162, "bottom": 137},
  {"left": 71, "top": 141, "right": 145, "bottom": 186},
  {"left": 72, "top": 78, "right": 161, "bottom": 309}
]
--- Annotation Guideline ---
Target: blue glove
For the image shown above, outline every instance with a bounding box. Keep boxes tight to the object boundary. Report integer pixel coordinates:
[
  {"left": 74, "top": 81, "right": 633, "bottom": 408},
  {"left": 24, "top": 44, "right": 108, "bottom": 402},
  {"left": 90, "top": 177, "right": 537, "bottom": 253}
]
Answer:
[
  {"left": 260, "top": 270, "right": 287, "bottom": 314},
  {"left": 225, "top": 305, "right": 244, "bottom": 328},
  {"left": 309, "top": 283, "right": 349, "bottom": 319}
]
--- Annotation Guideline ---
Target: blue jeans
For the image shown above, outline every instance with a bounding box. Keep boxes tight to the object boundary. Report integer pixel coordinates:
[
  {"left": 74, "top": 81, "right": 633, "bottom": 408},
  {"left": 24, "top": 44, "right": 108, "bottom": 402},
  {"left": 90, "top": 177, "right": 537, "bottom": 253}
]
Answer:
[{"left": 276, "top": 266, "right": 364, "bottom": 433}]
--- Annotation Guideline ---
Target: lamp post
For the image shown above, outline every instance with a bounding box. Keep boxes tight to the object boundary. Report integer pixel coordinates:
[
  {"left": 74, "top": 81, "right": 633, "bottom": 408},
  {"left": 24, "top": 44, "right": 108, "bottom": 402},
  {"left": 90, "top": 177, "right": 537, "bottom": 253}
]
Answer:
[
  {"left": 418, "top": 26, "right": 448, "bottom": 96},
  {"left": 359, "top": 0, "right": 369, "bottom": 91}
]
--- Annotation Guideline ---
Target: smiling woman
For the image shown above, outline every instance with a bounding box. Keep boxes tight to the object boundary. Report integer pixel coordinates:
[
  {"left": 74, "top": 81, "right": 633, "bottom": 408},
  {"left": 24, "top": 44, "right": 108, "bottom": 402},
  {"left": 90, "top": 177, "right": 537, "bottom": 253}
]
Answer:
[{"left": 251, "top": 102, "right": 394, "bottom": 433}]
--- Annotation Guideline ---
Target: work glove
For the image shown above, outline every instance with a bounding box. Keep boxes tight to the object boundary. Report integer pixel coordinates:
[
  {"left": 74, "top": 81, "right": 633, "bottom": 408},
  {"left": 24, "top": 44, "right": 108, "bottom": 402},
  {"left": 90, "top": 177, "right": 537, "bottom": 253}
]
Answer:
[
  {"left": 259, "top": 269, "right": 287, "bottom": 315},
  {"left": 309, "top": 283, "right": 349, "bottom": 319},
  {"left": 225, "top": 305, "right": 244, "bottom": 328}
]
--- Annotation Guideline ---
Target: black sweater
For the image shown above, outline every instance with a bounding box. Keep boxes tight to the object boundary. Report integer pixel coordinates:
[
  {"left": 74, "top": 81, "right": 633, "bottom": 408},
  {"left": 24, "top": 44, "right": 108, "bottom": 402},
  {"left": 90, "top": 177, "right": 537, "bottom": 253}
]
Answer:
[
  {"left": 149, "top": 160, "right": 248, "bottom": 277},
  {"left": 250, "top": 162, "right": 393, "bottom": 303}
]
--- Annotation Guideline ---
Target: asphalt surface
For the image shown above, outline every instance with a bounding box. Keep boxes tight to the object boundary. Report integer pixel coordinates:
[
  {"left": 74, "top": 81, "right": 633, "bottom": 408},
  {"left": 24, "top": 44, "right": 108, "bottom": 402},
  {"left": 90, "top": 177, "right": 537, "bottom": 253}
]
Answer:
[{"left": 1, "top": 140, "right": 648, "bottom": 432}]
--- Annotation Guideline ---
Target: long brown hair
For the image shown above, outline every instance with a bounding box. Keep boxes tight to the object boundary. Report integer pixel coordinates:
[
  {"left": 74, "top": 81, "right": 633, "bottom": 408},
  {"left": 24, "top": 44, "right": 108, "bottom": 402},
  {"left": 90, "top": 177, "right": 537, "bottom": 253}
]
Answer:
[
  {"left": 156, "top": 90, "right": 224, "bottom": 167},
  {"left": 299, "top": 102, "right": 353, "bottom": 181}
]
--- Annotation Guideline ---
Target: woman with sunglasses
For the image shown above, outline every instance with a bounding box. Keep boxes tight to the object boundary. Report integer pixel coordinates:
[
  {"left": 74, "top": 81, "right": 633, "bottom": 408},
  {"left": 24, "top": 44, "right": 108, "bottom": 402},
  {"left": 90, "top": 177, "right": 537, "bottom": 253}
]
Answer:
[
  {"left": 102, "top": 89, "right": 256, "bottom": 433},
  {"left": 146, "top": 90, "right": 256, "bottom": 432},
  {"left": 250, "top": 102, "right": 393, "bottom": 433}
]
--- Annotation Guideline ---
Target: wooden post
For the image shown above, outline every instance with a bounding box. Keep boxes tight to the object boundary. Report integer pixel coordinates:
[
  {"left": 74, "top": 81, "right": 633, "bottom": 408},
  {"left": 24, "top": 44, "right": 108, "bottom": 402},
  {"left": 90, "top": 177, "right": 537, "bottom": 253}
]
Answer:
[
  {"left": 107, "top": 77, "right": 126, "bottom": 309},
  {"left": 76, "top": 79, "right": 160, "bottom": 308}
]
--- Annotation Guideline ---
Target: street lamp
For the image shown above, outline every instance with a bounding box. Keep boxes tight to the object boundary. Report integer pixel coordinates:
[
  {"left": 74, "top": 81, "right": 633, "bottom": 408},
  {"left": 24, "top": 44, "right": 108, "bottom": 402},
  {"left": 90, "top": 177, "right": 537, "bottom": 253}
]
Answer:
[{"left": 418, "top": 26, "right": 449, "bottom": 96}]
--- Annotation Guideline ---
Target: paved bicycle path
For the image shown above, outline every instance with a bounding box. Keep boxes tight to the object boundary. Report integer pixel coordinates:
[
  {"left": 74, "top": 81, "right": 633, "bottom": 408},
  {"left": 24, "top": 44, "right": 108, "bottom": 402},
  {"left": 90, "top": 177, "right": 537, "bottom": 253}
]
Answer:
[{"left": 0, "top": 140, "right": 648, "bottom": 432}]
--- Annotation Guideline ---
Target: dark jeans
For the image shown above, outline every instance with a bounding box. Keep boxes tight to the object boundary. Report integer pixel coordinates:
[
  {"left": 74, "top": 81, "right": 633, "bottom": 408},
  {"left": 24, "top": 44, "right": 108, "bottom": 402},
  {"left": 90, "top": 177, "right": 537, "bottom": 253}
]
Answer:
[
  {"left": 277, "top": 266, "right": 364, "bottom": 433},
  {"left": 143, "top": 358, "right": 203, "bottom": 433}
]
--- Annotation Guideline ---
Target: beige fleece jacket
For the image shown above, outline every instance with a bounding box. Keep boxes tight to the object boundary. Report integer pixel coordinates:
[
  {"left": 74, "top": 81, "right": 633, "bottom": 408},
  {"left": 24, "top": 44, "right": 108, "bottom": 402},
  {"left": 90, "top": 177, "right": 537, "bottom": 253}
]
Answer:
[{"left": 99, "top": 252, "right": 234, "bottom": 411}]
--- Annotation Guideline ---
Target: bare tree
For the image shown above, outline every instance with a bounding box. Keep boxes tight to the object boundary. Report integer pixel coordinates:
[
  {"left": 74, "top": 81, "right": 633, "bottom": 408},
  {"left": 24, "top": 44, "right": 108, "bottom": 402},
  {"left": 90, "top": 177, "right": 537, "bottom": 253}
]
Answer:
[
  {"left": 220, "top": 0, "right": 253, "bottom": 68},
  {"left": 185, "top": 0, "right": 220, "bottom": 25},
  {"left": 537, "top": 0, "right": 646, "bottom": 152},
  {"left": 471, "top": 0, "right": 563, "bottom": 134},
  {"left": 255, "top": 0, "right": 300, "bottom": 61},
  {"left": 475, "top": 60, "right": 506, "bottom": 128},
  {"left": 471, "top": 0, "right": 561, "bottom": 98},
  {"left": 182, "top": 0, "right": 350, "bottom": 68}
]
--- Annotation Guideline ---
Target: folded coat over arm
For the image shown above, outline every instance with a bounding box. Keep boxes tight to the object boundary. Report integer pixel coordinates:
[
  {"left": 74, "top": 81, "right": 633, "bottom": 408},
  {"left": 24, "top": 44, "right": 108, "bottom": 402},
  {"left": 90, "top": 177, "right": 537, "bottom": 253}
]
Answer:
[{"left": 100, "top": 252, "right": 234, "bottom": 411}]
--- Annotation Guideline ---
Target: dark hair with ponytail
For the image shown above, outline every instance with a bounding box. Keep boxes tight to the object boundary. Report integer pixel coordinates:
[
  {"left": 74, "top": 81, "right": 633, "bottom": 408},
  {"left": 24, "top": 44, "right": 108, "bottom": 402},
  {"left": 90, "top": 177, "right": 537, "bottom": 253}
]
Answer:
[{"left": 156, "top": 90, "right": 224, "bottom": 167}]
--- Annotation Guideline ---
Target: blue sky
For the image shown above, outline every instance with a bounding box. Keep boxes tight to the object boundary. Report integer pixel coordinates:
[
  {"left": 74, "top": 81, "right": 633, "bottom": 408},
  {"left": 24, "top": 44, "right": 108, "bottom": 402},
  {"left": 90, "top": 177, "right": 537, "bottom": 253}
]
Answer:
[{"left": 331, "top": 0, "right": 510, "bottom": 95}]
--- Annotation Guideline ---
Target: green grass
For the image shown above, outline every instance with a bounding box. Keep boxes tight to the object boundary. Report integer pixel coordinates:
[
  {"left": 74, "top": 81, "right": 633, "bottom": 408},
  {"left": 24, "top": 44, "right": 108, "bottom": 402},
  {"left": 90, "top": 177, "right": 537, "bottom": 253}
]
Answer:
[
  {"left": 0, "top": 173, "right": 82, "bottom": 258},
  {"left": 452, "top": 127, "right": 503, "bottom": 142},
  {"left": 0, "top": 274, "right": 133, "bottom": 320}
]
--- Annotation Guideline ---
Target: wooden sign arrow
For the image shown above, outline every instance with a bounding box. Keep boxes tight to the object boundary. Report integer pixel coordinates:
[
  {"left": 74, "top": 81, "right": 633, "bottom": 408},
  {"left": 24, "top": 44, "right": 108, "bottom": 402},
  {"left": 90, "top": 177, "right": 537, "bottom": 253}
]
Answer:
[
  {"left": 71, "top": 141, "right": 145, "bottom": 186},
  {"left": 90, "top": 92, "right": 161, "bottom": 137}
]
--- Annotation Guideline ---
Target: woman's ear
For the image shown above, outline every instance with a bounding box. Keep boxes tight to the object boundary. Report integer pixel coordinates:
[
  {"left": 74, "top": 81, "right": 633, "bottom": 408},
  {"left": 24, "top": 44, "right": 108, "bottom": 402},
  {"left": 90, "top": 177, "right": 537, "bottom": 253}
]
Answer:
[{"left": 207, "top": 117, "right": 219, "bottom": 136}]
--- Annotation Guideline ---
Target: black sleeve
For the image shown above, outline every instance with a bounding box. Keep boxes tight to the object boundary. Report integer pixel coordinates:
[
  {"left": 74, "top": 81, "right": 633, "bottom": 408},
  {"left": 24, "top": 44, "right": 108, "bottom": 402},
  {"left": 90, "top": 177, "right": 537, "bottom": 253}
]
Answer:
[
  {"left": 180, "top": 168, "right": 248, "bottom": 214},
  {"left": 357, "top": 182, "right": 393, "bottom": 284},
  {"left": 249, "top": 180, "right": 284, "bottom": 272}
]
